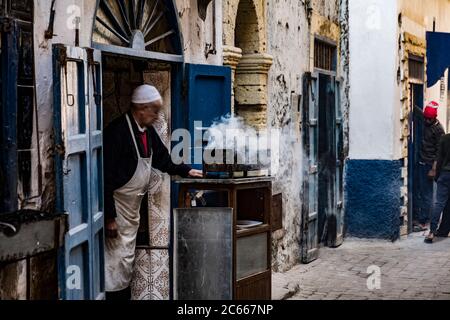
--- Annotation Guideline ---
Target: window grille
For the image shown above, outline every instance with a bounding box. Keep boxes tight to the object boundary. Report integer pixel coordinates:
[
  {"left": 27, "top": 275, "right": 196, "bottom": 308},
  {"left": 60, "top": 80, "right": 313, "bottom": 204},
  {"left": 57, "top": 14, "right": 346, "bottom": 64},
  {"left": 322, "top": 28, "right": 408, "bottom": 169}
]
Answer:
[
  {"left": 314, "top": 40, "right": 337, "bottom": 71},
  {"left": 409, "top": 55, "right": 424, "bottom": 82}
]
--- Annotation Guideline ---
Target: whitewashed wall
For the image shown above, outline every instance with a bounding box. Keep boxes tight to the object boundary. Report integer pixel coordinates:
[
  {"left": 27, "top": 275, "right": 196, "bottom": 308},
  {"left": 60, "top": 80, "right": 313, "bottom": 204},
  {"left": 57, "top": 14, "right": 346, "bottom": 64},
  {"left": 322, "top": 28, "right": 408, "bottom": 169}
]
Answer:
[{"left": 348, "top": 0, "right": 400, "bottom": 161}]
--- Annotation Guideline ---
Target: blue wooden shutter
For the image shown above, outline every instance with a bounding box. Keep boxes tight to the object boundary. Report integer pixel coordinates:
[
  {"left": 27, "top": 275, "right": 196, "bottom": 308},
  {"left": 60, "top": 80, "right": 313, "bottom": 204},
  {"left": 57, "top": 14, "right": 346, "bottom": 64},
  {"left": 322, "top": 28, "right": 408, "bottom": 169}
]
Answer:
[
  {"left": 301, "top": 72, "right": 320, "bottom": 263},
  {"left": 170, "top": 63, "right": 232, "bottom": 298},
  {"left": 185, "top": 64, "right": 232, "bottom": 169},
  {"left": 0, "top": 18, "right": 19, "bottom": 213},
  {"left": 331, "top": 77, "right": 344, "bottom": 247},
  {"left": 53, "top": 45, "right": 105, "bottom": 300}
]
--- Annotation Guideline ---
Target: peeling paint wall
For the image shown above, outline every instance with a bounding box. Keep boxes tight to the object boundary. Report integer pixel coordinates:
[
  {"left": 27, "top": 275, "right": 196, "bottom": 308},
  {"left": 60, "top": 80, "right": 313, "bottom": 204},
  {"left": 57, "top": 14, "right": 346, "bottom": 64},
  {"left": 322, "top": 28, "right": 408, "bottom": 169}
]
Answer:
[
  {"left": 266, "top": 0, "right": 310, "bottom": 272},
  {"left": 176, "top": 0, "right": 223, "bottom": 65},
  {"left": 267, "top": 0, "right": 348, "bottom": 272}
]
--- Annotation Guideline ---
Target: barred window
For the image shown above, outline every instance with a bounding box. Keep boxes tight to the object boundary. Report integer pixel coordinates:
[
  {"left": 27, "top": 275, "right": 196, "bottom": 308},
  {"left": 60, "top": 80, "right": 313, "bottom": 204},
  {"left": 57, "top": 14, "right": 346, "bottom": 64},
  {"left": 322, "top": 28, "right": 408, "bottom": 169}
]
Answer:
[
  {"left": 314, "top": 39, "right": 337, "bottom": 71},
  {"left": 408, "top": 55, "right": 424, "bottom": 82}
]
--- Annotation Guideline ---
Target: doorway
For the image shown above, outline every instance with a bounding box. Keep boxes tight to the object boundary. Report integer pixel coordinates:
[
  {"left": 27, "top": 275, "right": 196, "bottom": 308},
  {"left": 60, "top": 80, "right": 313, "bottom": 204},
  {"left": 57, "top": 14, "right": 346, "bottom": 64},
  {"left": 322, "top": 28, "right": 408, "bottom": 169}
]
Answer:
[
  {"left": 318, "top": 73, "right": 337, "bottom": 245},
  {"left": 301, "top": 38, "right": 344, "bottom": 263},
  {"left": 301, "top": 71, "right": 344, "bottom": 263},
  {"left": 409, "top": 83, "right": 424, "bottom": 233},
  {"left": 100, "top": 53, "right": 174, "bottom": 300}
]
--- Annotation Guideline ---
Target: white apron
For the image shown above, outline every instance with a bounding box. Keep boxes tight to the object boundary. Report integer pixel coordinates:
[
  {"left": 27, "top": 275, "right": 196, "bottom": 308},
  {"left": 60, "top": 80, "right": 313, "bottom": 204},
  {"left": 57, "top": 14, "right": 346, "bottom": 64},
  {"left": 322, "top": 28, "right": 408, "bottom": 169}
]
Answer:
[{"left": 105, "top": 114, "right": 152, "bottom": 292}]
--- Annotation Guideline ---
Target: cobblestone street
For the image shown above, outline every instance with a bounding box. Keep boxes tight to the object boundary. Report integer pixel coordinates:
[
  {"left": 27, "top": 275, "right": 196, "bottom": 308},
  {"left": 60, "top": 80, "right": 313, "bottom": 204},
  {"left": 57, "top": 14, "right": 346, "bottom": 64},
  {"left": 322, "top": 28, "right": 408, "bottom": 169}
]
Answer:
[{"left": 273, "top": 233, "right": 450, "bottom": 300}]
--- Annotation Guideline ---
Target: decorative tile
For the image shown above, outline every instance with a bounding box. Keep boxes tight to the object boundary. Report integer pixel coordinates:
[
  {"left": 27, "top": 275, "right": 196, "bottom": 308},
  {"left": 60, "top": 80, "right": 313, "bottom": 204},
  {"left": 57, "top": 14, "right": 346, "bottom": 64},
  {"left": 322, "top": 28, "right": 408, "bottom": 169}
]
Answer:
[
  {"left": 131, "top": 250, "right": 151, "bottom": 300},
  {"left": 148, "top": 109, "right": 171, "bottom": 248},
  {"left": 148, "top": 173, "right": 171, "bottom": 248},
  {"left": 150, "top": 249, "right": 170, "bottom": 300},
  {"left": 131, "top": 249, "right": 170, "bottom": 300},
  {"left": 131, "top": 71, "right": 172, "bottom": 301}
]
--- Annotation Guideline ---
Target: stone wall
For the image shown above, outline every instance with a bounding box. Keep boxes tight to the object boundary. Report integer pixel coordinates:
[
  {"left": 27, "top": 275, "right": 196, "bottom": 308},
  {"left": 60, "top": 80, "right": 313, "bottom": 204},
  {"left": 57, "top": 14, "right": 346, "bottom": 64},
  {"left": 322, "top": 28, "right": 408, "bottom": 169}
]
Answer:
[
  {"left": 266, "top": 0, "right": 348, "bottom": 272},
  {"left": 222, "top": 0, "right": 273, "bottom": 128}
]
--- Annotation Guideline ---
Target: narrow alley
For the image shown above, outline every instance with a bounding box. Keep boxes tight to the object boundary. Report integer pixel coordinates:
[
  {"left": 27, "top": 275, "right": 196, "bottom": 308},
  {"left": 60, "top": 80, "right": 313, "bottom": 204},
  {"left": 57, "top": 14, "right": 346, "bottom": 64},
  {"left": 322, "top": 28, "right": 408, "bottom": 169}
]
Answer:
[
  {"left": 274, "top": 234, "right": 450, "bottom": 300},
  {"left": 2, "top": 0, "right": 450, "bottom": 305}
]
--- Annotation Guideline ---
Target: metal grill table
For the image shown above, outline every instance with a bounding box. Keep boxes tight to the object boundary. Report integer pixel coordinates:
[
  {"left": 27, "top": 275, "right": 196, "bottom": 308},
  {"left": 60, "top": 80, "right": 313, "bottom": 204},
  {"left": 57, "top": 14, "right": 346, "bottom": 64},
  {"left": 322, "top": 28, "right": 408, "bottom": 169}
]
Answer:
[{"left": 175, "top": 177, "right": 273, "bottom": 300}]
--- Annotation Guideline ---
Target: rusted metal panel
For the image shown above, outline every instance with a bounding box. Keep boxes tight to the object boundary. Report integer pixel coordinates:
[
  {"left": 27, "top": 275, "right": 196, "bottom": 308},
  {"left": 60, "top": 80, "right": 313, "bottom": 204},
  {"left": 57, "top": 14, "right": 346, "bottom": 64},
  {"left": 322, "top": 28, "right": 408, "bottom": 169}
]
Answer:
[
  {"left": 0, "top": 260, "right": 27, "bottom": 300},
  {"left": 0, "top": 211, "right": 67, "bottom": 263},
  {"left": 29, "top": 251, "right": 58, "bottom": 300}
]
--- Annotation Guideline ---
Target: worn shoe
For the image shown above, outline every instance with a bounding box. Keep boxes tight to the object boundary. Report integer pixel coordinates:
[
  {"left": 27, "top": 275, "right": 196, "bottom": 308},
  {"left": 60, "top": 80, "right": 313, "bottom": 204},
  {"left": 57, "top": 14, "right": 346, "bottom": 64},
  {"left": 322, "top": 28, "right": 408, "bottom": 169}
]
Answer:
[
  {"left": 424, "top": 233, "right": 435, "bottom": 244},
  {"left": 435, "top": 230, "right": 449, "bottom": 238},
  {"left": 414, "top": 223, "right": 428, "bottom": 232}
]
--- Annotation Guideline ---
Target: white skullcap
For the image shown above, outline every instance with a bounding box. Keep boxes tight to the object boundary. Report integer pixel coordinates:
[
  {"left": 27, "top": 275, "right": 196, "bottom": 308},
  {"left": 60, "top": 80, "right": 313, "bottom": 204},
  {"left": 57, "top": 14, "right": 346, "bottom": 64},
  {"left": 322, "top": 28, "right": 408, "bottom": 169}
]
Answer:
[{"left": 131, "top": 85, "right": 162, "bottom": 104}]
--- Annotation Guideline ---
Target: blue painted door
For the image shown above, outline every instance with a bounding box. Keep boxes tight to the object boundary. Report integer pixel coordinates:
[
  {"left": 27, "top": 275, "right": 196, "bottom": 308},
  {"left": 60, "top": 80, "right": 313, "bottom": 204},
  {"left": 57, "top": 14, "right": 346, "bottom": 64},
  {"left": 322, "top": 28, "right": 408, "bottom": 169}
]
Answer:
[
  {"left": 184, "top": 64, "right": 232, "bottom": 169},
  {"left": 332, "top": 77, "right": 344, "bottom": 247},
  {"left": 409, "top": 83, "right": 424, "bottom": 233},
  {"left": 170, "top": 63, "right": 232, "bottom": 297},
  {"left": 53, "top": 45, "right": 105, "bottom": 300},
  {"left": 0, "top": 18, "right": 18, "bottom": 213},
  {"left": 301, "top": 72, "right": 320, "bottom": 263}
]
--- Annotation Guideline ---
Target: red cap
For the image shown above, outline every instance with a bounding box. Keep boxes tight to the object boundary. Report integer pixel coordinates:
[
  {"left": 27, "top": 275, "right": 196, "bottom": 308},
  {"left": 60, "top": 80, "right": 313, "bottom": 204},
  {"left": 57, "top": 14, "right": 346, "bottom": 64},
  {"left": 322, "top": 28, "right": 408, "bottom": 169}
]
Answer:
[{"left": 424, "top": 101, "right": 439, "bottom": 119}]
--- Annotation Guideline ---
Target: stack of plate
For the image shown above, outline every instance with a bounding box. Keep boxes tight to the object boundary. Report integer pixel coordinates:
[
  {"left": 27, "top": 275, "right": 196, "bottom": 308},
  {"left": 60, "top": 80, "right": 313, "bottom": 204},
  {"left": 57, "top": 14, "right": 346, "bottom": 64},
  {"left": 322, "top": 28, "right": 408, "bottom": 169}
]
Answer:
[{"left": 236, "top": 220, "right": 263, "bottom": 229}]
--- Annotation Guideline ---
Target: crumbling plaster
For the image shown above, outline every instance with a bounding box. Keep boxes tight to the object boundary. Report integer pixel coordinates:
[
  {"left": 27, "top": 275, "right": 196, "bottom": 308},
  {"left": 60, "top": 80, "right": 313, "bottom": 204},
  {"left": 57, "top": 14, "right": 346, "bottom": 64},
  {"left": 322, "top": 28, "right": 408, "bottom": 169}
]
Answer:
[{"left": 266, "top": 0, "right": 348, "bottom": 272}]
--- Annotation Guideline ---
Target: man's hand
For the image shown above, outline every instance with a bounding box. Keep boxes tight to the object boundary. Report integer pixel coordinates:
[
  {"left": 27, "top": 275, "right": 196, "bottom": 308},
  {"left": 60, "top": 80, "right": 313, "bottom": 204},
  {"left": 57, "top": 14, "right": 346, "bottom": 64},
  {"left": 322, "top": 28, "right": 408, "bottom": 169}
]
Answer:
[
  {"left": 105, "top": 218, "right": 119, "bottom": 239},
  {"left": 188, "top": 169, "right": 203, "bottom": 178},
  {"left": 428, "top": 169, "right": 436, "bottom": 179}
]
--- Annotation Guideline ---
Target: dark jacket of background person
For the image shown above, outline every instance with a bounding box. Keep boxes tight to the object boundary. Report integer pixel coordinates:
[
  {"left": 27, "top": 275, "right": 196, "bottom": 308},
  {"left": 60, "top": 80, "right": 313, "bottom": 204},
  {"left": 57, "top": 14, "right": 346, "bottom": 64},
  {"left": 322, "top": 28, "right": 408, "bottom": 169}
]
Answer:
[
  {"left": 421, "top": 120, "right": 445, "bottom": 164},
  {"left": 435, "top": 133, "right": 450, "bottom": 180}
]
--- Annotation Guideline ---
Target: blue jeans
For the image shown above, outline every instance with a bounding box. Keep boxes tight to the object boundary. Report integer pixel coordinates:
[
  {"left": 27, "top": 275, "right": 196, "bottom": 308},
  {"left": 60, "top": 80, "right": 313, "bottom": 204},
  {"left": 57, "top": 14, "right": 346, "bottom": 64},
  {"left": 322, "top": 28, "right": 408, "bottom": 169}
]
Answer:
[
  {"left": 430, "top": 172, "right": 450, "bottom": 233},
  {"left": 417, "top": 162, "right": 434, "bottom": 224}
]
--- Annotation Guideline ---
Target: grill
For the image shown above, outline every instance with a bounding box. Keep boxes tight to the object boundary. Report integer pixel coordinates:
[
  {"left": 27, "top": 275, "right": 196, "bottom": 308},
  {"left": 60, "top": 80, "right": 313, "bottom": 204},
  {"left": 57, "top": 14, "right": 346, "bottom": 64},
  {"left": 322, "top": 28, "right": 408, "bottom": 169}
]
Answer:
[{"left": 203, "top": 148, "right": 271, "bottom": 179}]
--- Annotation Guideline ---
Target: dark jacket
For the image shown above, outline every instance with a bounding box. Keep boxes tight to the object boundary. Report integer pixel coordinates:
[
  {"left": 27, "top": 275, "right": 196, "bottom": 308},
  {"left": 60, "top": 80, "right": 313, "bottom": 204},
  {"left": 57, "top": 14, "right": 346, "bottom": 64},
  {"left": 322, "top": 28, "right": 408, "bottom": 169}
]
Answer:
[
  {"left": 103, "top": 111, "right": 191, "bottom": 219},
  {"left": 436, "top": 133, "right": 450, "bottom": 180},
  {"left": 421, "top": 120, "right": 445, "bottom": 164}
]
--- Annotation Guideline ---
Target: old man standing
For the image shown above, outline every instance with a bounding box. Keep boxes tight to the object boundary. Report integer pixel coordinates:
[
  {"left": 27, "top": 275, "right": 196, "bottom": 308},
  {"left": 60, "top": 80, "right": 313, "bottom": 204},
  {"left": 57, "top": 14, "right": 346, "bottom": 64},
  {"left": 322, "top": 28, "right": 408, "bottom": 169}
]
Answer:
[{"left": 103, "top": 85, "right": 202, "bottom": 300}]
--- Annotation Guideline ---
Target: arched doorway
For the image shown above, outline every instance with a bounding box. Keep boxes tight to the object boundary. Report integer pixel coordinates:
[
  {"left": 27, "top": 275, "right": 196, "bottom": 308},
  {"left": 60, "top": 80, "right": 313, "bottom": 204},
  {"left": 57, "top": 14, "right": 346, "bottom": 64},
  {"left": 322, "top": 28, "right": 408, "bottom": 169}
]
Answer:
[
  {"left": 223, "top": 0, "right": 272, "bottom": 130},
  {"left": 92, "top": 0, "right": 183, "bottom": 58}
]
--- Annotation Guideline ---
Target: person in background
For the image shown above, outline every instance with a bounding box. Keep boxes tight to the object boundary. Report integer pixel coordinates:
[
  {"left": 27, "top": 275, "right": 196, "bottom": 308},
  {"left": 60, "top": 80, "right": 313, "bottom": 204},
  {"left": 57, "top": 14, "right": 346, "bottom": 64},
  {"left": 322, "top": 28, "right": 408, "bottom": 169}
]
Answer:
[
  {"left": 425, "top": 132, "right": 450, "bottom": 243},
  {"left": 436, "top": 201, "right": 450, "bottom": 237},
  {"left": 415, "top": 101, "right": 445, "bottom": 232}
]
